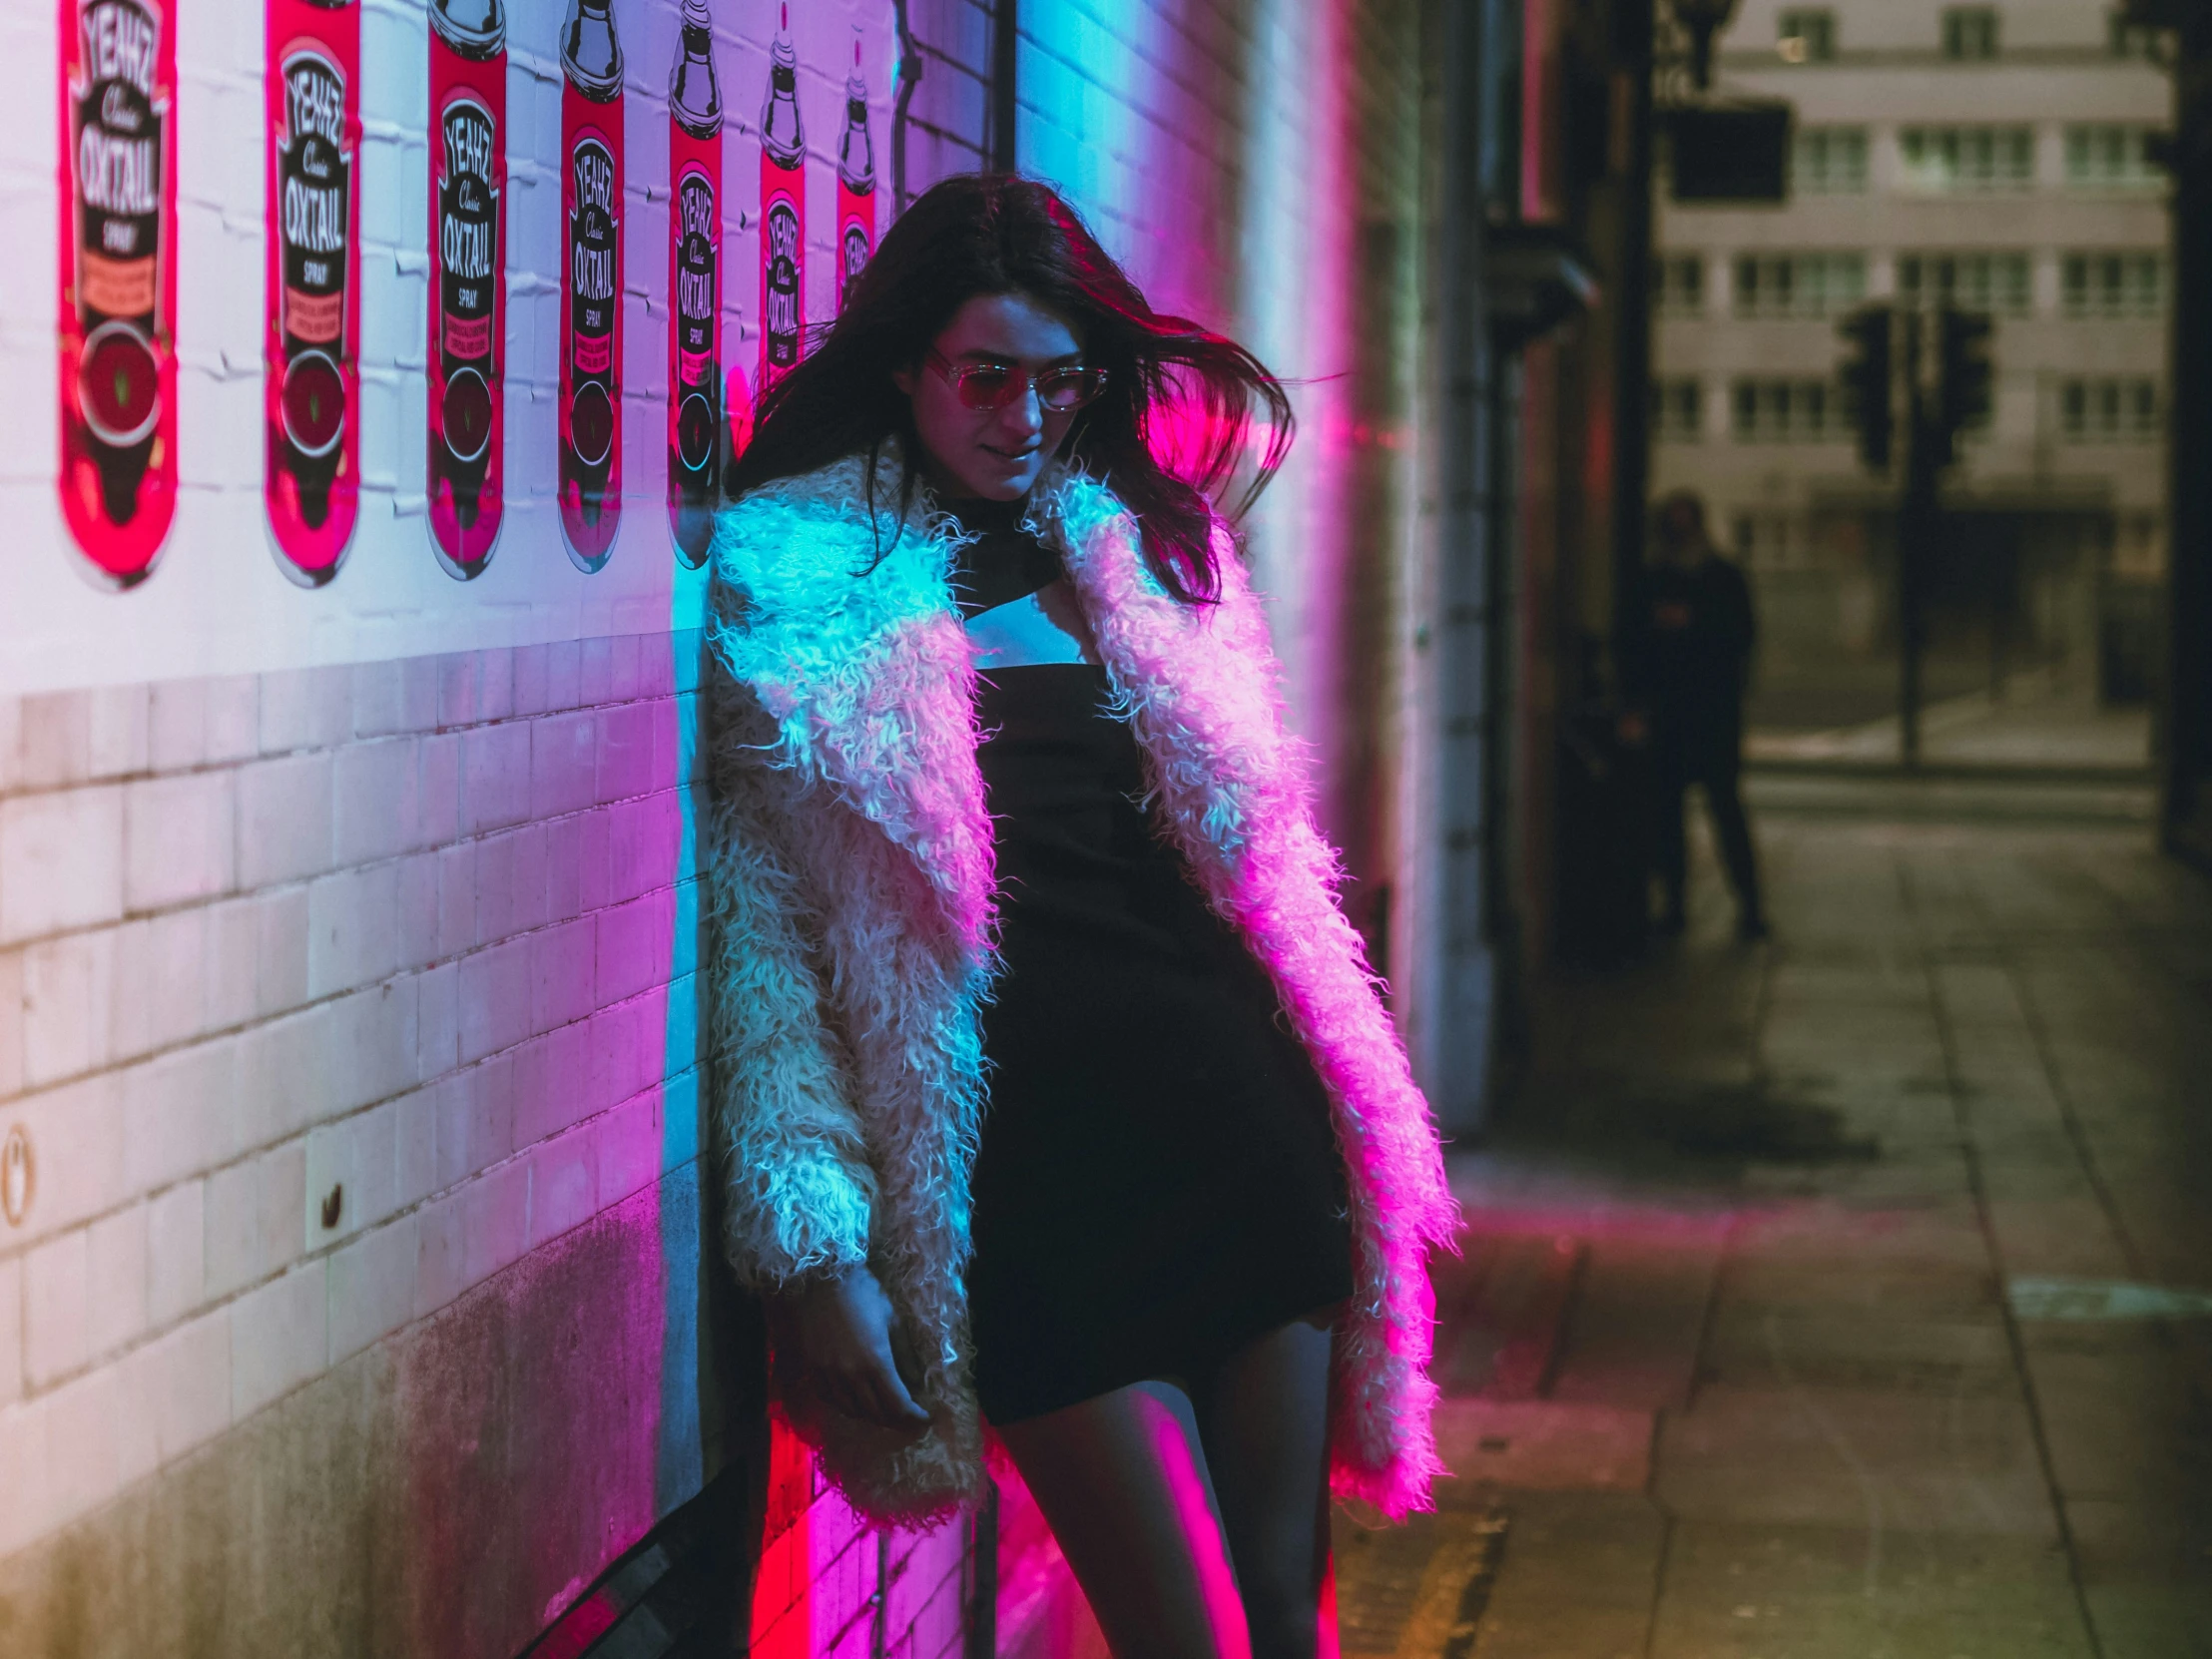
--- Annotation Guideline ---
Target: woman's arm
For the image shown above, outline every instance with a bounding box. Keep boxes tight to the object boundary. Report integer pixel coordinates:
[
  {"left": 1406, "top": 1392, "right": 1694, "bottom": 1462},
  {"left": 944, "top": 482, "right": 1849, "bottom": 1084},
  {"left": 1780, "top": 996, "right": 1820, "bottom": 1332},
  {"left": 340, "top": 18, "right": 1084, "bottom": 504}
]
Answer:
[
  {"left": 704, "top": 669, "right": 928, "bottom": 1431},
  {"left": 704, "top": 726, "right": 874, "bottom": 1284}
]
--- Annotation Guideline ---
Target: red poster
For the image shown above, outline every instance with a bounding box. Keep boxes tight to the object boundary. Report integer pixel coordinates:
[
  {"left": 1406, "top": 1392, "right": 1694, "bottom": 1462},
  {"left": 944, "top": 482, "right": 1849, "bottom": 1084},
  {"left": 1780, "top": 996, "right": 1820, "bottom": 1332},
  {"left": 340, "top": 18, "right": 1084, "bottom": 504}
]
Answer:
[
  {"left": 758, "top": 3, "right": 804, "bottom": 394},
  {"left": 265, "top": 0, "right": 361, "bottom": 585},
  {"left": 426, "top": 0, "right": 506, "bottom": 580},
  {"left": 834, "top": 29, "right": 874, "bottom": 316},
  {"left": 58, "top": 0, "right": 179, "bottom": 588},
  {"left": 558, "top": 0, "right": 624, "bottom": 573},
  {"left": 668, "top": 0, "right": 722, "bottom": 568}
]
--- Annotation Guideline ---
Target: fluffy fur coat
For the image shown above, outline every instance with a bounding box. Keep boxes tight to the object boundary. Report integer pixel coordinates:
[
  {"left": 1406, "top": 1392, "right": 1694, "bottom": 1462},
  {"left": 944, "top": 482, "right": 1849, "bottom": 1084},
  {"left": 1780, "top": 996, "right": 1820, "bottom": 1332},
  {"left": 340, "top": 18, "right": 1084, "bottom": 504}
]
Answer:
[{"left": 704, "top": 451, "right": 1458, "bottom": 1524}]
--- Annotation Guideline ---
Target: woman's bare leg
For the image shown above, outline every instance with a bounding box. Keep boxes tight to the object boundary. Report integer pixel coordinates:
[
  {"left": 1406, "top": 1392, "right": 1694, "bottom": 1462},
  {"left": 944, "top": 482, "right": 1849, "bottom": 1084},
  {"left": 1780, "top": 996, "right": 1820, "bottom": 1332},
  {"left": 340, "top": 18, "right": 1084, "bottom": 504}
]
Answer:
[
  {"left": 997, "top": 1380, "right": 1253, "bottom": 1659},
  {"left": 1195, "top": 1314, "right": 1339, "bottom": 1659}
]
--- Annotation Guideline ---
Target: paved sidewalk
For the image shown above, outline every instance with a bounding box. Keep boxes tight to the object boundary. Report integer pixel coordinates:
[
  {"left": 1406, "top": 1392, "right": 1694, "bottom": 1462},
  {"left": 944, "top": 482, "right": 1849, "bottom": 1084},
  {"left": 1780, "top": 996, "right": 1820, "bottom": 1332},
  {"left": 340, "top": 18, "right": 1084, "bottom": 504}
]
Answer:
[
  {"left": 1336, "top": 775, "right": 2212, "bottom": 1658},
  {"left": 1746, "top": 673, "right": 2152, "bottom": 774}
]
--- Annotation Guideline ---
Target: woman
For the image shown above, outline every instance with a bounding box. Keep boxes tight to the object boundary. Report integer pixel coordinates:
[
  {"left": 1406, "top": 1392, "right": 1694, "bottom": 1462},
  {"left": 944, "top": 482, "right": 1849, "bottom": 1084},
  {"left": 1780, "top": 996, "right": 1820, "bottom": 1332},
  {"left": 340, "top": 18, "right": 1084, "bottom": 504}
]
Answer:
[{"left": 706, "top": 174, "right": 1455, "bottom": 1657}]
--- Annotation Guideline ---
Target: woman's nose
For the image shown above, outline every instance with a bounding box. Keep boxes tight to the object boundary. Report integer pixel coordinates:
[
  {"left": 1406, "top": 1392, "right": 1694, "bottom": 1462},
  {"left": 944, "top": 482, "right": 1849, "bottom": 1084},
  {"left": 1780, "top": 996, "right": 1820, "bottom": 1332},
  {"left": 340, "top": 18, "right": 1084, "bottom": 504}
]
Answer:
[{"left": 997, "top": 384, "right": 1045, "bottom": 440}]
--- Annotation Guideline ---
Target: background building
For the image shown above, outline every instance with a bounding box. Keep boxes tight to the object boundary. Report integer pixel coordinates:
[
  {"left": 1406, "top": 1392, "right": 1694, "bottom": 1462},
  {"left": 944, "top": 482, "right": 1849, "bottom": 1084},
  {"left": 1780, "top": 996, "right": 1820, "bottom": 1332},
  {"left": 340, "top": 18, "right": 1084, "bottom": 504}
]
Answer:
[{"left": 1650, "top": 0, "right": 2170, "bottom": 756}]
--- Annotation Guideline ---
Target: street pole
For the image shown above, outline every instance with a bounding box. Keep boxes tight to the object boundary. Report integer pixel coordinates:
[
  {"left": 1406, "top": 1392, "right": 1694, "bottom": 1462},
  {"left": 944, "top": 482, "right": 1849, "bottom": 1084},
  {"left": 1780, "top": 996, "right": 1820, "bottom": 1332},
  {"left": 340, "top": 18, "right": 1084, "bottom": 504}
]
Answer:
[{"left": 1898, "top": 311, "right": 1934, "bottom": 772}]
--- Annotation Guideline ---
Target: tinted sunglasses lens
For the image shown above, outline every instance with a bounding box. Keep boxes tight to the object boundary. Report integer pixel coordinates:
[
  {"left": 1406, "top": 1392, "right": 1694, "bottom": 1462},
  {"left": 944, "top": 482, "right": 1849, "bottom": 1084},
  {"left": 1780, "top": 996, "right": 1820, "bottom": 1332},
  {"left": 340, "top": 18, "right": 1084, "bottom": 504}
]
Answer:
[
  {"left": 1037, "top": 370, "right": 1102, "bottom": 411},
  {"left": 954, "top": 367, "right": 1016, "bottom": 409}
]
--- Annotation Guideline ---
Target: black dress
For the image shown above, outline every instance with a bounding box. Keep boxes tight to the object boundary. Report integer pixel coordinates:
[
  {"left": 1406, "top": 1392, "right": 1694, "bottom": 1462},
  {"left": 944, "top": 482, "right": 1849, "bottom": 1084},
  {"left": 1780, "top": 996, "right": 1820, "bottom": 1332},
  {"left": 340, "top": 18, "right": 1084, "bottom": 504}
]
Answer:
[{"left": 949, "top": 498, "right": 1354, "bottom": 1425}]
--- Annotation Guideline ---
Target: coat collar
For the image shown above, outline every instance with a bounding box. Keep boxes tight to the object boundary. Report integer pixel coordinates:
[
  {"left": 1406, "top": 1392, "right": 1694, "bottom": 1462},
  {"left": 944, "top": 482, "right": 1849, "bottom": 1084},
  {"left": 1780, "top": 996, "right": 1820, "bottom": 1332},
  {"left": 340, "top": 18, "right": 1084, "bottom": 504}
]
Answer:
[{"left": 707, "top": 448, "right": 1254, "bottom": 942}]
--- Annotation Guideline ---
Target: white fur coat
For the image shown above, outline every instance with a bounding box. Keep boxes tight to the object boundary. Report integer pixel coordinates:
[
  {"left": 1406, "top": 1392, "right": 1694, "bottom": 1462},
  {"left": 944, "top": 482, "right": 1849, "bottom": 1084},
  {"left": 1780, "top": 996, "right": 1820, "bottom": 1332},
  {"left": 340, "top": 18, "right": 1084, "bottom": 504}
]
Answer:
[{"left": 704, "top": 451, "right": 1458, "bottom": 1523}]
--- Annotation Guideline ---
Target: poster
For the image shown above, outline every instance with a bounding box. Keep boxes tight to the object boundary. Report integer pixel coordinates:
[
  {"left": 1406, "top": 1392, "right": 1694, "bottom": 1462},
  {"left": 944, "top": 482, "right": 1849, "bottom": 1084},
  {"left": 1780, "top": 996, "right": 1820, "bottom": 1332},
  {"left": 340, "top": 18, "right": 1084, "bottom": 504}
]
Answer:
[
  {"left": 426, "top": 0, "right": 506, "bottom": 580},
  {"left": 758, "top": 2, "right": 804, "bottom": 395},
  {"left": 265, "top": 0, "right": 362, "bottom": 584},
  {"left": 668, "top": 0, "right": 723, "bottom": 567},
  {"left": 58, "top": 0, "right": 179, "bottom": 587},
  {"left": 557, "top": 0, "right": 624, "bottom": 573}
]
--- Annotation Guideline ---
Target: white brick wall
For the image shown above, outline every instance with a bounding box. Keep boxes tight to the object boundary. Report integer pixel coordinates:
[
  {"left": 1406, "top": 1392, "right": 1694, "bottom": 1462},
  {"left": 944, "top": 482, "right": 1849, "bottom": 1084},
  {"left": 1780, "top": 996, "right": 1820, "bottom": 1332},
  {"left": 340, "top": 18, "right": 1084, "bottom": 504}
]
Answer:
[{"left": 0, "top": 634, "right": 712, "bottom": 1569}]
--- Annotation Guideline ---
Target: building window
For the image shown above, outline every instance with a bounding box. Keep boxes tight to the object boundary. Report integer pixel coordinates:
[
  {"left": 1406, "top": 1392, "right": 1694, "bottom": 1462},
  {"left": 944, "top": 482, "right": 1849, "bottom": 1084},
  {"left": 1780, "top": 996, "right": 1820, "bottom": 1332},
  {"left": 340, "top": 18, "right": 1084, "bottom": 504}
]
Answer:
[
  {"left": 1900, "top": 126, "right": 2035, "bottom": 192},
  {"left": 1941, "top": 8, "right": 1999, "bottom": 60},
  {"left": 2062, "top": 253, "right": 2166, "bottom": 317},
  {"left": 1654, "top": 255, "right": 1704, "bottom": 316},
  {"left": 1732, "top": 378, "right": 1840, "bottom": 442},
  {"left": 1653, "top": 378, "right": 1703, "bottom": 441},
  {"left": 1777, "top": 9, "right": 1836, "bottom": 63},
  {"left": 1897, "top": 252, "right": 2032, "bottom": 316},
  {"left": 1732, "top": 253, "right": 1867, "bottom": 319},
  {"left": 1795, "top": 127, "right": 1870, "bottom": 194},
  {"left": 2058, "top": 378, "right": 2160, "bottom": 442},
  {"left": 2109, "top": 14, "right": 2161, "bottom": 58},
  {"left": 2064, "top": 126, "right": 2164, "bottom": 190}
]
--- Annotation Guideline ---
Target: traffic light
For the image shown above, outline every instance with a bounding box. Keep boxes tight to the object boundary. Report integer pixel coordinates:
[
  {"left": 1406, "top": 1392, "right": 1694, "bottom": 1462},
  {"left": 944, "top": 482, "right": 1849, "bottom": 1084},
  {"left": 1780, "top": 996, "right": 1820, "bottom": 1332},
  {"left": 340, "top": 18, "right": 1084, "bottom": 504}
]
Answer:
[
  {"left": 1936, "top": 307, "right": 1994, "bottom": 462},
  {"left": 1837, "top": 303, "right": 1893, "bottom": 472}
]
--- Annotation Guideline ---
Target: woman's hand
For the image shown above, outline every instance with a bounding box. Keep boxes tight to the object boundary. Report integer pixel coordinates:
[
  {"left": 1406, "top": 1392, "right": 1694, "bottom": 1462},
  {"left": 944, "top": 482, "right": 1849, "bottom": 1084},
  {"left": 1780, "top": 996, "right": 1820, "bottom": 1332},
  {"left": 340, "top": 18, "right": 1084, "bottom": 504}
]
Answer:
[{"left": 781, "top": 1266, "right": 932, "bottom": 1433}]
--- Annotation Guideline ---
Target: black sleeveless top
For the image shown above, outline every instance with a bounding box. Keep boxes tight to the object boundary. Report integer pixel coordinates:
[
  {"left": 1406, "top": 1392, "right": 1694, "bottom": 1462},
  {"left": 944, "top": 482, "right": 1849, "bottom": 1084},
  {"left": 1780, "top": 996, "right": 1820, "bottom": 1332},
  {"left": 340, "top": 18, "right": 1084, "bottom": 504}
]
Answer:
[{"left": 950, "top": 498, "right": 1354, "bottom": 1423}]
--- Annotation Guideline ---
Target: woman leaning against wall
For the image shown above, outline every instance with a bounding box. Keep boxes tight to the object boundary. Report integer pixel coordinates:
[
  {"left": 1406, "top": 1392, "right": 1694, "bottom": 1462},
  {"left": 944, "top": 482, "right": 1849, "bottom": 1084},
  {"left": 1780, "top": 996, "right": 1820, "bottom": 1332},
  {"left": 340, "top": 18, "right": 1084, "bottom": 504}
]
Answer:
[{"left": 703, "top": 172, "right": 1457, "bottom": 1659}]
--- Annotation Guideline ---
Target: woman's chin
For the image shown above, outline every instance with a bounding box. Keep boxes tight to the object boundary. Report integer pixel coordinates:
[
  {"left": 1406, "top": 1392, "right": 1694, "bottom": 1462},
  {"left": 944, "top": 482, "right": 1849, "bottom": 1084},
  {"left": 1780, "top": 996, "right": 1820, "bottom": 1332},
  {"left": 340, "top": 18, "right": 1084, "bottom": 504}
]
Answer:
[
  {"left": 967, "top": 446, "right": 1054, "bottom": 497},
  {"left": 955, "top": 472, "right": 1036, "bottom": 502}
]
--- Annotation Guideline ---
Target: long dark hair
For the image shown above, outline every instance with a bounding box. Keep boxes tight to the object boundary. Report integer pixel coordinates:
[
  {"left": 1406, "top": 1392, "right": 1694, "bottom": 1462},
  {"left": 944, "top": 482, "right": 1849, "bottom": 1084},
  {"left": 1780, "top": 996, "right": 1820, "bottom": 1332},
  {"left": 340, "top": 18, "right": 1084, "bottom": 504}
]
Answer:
[{"left": 728, "top": 174, "right": 1293, "bottom": 603}]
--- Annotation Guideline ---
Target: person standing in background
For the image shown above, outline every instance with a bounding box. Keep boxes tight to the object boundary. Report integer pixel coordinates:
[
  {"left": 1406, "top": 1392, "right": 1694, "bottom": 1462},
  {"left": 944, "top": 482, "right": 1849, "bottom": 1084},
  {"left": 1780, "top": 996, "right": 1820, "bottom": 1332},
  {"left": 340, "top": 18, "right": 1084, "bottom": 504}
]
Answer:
[{"left": 1625, "top": 491, "right": 1769, "bottom": 941}]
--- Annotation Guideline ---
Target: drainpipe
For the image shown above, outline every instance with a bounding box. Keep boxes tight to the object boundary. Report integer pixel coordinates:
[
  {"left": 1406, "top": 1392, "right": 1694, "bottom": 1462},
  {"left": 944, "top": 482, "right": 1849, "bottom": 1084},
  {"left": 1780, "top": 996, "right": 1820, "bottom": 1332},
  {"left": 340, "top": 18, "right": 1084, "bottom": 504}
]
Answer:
[{"left": 1422, "top": 0, "right": 1501, "bottom": 1135}]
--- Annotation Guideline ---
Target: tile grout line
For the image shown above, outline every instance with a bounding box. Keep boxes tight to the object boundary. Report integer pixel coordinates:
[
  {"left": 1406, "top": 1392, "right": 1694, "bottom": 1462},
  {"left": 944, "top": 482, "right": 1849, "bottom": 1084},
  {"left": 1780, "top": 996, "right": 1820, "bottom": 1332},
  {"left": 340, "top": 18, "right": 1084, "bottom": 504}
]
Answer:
[
  {"left": 1997, "top": 900, "right": 2212, "bottom": 1422},
  {"left": 1911, "top": 844, "right": 2107, "bottom": 1659},
  {"left": 1632, "top": 870, "right": 1778, "bottom": 1659}
]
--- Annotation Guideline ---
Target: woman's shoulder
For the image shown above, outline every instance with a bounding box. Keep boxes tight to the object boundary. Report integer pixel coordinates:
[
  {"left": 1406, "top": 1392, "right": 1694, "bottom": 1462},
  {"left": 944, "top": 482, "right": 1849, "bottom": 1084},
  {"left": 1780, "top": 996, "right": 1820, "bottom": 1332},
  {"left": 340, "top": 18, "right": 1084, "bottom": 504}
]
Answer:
[
  {"left": 708, "top": 447, "right": 974, "bottom": 659},
  {"left": 711, "top": 451, "right": 908, "bottom": 601},
  {"left": 715, "top": 450, "right": 883, "bottom": 542}
]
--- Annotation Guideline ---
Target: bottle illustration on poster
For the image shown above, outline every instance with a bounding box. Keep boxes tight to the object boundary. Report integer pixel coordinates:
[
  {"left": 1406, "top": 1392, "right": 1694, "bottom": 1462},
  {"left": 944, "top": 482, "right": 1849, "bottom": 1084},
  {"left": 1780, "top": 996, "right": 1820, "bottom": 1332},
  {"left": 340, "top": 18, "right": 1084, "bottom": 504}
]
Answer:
[
  {"left": 426, "top": 0, "right": 506, "bottom": 581},
  {"left": 266, "top": 0, "right": 361, "bottom": 586},
  {"left": 758, "top": 2, "right": 805, "bottom": 395},
  {"left": 559, "top": 0, "right": 624, "bottom": 574},
  {"left": 836, "top": 26, "right": 874, "bottom": 315},
  {"left": 58, "top": 0, "right": 180, "bottom": 588},
  {"left": 668, "top": 0, "right": 722, "bottom": 568}
]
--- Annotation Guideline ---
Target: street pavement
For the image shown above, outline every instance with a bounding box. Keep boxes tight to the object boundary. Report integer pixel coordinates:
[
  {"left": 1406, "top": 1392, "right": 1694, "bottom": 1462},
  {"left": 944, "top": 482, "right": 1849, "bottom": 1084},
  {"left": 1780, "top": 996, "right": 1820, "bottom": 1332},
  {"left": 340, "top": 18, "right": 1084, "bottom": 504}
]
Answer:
[
  {"left": 1335, "top": 771, "right": 2212, "bottom": 1658},
  {"left": 1745, "top": 671, "right": 2152, "bottom": 774}
]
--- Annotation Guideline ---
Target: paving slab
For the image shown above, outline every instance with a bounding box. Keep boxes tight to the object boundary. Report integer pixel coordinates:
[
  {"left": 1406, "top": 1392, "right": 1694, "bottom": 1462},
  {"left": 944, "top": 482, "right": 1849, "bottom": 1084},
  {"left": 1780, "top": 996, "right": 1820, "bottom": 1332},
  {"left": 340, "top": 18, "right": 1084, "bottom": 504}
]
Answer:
[
  {"left": 1701, "top": 1308, "right": 2017, "bottom": 1396},
  {"left": 2021, "top": 1348, "right": 2212, "bottom": 1507},
  {"left": 1432, "top": 1400, "right": 1653, "bottom": 1493},
  {"left": 1549, "top": 1236, "right": 1720, "bottom": 1411},
  {"left": 1456, "top": 1492, "right": 1663, "bottom": 1659},
  {"left": 1649, "top": 1522, "right": 2093, "bottom": 1659},
  {"left": 1655, "top": 1384, "right": 2054, "bottom": 1536},
  {"left": 1710, "top": 1257, "right": 1999, "bottom": 1324}
]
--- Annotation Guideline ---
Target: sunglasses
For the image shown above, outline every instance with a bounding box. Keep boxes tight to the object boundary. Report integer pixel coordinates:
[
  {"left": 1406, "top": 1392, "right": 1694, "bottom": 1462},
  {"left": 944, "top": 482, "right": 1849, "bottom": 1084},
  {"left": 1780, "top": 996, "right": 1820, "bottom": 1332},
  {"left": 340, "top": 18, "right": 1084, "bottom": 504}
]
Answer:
[{"left": 925, "top": 348, "right": 1109, "bottom": 414}]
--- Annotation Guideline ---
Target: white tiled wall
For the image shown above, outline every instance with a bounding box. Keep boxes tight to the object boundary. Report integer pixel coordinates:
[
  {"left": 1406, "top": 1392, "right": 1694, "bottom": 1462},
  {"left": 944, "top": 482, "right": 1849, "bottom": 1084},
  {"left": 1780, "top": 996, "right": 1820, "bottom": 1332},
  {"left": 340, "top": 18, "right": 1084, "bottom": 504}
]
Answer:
[{"left": 0, "top": 637, "right": 707, "bottom": 1565}]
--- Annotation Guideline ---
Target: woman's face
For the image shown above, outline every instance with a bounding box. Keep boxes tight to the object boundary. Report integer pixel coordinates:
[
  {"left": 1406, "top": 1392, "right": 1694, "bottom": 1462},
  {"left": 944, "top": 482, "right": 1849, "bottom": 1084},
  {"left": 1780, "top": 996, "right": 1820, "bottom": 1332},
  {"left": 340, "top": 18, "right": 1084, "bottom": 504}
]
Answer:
[{"left": 893, "top": 290, "right": 1086, "bottom": 501}]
